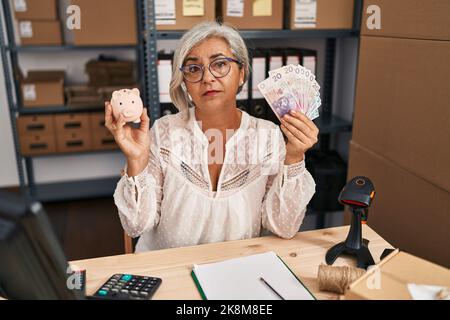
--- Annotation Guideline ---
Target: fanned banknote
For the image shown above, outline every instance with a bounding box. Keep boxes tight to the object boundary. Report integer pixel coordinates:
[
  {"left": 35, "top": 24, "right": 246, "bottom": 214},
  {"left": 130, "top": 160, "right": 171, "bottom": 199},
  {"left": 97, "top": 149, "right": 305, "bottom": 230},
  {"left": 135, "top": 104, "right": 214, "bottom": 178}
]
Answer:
[{"left": 258, "top": 64, "right": 321, "bottom": 121}]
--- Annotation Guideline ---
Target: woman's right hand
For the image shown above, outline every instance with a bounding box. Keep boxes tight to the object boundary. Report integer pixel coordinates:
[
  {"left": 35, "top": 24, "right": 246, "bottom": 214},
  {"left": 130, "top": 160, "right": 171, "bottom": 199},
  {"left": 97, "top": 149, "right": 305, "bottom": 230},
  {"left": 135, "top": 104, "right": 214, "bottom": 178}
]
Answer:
[{"left": 105, "top": 102, "right": 150, "bottom": 176}]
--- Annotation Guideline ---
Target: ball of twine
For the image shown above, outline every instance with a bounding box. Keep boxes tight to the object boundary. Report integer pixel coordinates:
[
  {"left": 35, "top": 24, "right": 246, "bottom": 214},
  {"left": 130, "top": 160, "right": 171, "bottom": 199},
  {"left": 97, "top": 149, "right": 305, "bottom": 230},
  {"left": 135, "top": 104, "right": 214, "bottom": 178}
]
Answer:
[{"left": 318, "top": 264, "right": 366, "bottom": 294}]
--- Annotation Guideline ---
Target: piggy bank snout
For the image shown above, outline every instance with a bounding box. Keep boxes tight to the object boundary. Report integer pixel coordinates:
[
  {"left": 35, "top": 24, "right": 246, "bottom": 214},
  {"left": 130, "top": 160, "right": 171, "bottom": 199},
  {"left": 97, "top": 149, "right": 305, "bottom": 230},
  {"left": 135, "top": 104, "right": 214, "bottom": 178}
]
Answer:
[
  {"left": 123, "top": 109, "right": 137, "bottom": 117},
  {"left": 111, "top": 89, "right": 143, "bottom": 121}
]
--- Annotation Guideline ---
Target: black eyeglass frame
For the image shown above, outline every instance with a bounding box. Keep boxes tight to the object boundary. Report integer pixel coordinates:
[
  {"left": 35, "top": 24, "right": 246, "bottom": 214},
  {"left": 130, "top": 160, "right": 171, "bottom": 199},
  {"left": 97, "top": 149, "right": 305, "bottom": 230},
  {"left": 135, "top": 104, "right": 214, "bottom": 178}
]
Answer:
[{"left": 179, "top": 57, "right": 243, "bottom": 83}]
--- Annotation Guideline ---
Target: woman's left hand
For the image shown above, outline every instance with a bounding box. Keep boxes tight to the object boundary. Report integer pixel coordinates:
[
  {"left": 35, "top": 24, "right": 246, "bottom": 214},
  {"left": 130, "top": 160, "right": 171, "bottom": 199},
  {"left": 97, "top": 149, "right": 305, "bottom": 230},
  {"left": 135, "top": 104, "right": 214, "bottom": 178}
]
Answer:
[{"left": 280, "top": 110, "right": 319, "bottom": 165}]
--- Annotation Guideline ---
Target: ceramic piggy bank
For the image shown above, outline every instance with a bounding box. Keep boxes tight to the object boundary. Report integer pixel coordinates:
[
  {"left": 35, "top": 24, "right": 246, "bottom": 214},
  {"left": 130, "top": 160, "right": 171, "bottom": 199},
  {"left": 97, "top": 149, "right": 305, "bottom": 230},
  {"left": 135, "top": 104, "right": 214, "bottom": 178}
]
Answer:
[{"left": 110, "top": 88, "right": 144, "bottom": 123}]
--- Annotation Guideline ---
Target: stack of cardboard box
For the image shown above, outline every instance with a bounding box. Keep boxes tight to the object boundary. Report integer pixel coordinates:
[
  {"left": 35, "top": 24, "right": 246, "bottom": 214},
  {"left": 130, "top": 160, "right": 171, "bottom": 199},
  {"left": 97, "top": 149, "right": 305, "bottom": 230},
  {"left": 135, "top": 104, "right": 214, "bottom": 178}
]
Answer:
[
  {"left": 13, "top": 0, "right": 62, "bottom": 45},
  {"left": 156, "top": 0, "right": 355, "bottom": 31},
  {"left": 64, "top": 57, "right": 138, "bottom": 109},
  {"left": 83, "top": 57, "right": 138, "bottom": 105},
  {"left": 17, "top": 112, "right": 118, "bottom": 155},
  {"left": 348, "top": 0, "right": 450, "bottom": 267},
  {"left": 65, "top": 85, "right": 104, "bottom": 109},
  {"left": 345, "top": 250, "right": 450, "bottom": 299},
  {"left": 85, "top": 59, "right": 135, "bottom": 87},
  {"left": 17, "top": 115, "right": 57, "bottom": 155}
]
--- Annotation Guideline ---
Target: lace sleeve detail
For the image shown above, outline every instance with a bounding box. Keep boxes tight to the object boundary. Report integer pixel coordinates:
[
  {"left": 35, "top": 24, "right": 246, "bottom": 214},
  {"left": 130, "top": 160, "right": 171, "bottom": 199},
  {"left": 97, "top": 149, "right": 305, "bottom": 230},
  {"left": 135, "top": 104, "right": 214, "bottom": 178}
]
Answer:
[
  {"left": 113, "top": 122, "right": 164, "bottom": 238},
  {"left": 283, "top": 160, "right": 305, "bottom": 180}
]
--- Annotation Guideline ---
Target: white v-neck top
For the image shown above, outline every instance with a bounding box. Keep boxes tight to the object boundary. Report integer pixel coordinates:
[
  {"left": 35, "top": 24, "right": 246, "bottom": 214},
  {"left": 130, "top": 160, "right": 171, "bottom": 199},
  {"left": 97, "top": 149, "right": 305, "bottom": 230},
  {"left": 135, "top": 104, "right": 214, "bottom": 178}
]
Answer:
[{"left": 113, "top": 107, "right": 316, "bottom": 252}]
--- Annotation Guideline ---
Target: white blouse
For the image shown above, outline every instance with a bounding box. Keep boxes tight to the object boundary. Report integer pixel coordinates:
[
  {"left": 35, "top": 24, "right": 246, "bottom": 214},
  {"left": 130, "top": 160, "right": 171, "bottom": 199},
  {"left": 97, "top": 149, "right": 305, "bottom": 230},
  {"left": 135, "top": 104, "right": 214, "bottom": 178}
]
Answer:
[{"left": 113, "top": 107, "right": 316, "bottom": 252}]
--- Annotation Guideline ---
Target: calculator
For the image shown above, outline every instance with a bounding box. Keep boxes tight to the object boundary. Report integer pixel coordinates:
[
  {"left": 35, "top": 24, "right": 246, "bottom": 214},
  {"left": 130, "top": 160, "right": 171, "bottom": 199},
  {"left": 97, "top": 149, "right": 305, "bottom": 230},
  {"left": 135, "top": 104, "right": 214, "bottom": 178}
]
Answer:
[{"left": 91, "top": 274, "right": 162, "bottom": 300}]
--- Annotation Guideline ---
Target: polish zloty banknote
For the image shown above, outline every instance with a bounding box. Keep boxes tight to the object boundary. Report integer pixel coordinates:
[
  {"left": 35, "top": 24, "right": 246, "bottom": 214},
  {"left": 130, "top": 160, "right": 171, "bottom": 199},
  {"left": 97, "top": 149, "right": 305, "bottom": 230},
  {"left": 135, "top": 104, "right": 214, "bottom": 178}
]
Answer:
[
  {"left": 265, "top": 64, "right": 321, "bottom": 120},
  {"left": 257, "top": 76, "right": 300, "bottom": 120}
]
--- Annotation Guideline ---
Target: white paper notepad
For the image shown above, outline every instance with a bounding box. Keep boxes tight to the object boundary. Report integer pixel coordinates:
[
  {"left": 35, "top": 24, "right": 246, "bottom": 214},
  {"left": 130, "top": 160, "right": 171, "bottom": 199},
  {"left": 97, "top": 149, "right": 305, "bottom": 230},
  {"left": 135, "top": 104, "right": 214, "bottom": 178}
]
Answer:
[{"left": 192, "top": 251, "right": 315, "bottom": 300}]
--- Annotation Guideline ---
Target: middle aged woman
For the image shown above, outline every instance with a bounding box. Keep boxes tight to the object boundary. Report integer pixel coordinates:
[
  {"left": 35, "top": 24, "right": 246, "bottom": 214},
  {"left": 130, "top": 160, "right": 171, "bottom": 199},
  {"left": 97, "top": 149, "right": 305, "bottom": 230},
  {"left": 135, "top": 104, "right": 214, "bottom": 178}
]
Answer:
[{"left": 107, "top": 21, "right": 319, "bottom": 252}]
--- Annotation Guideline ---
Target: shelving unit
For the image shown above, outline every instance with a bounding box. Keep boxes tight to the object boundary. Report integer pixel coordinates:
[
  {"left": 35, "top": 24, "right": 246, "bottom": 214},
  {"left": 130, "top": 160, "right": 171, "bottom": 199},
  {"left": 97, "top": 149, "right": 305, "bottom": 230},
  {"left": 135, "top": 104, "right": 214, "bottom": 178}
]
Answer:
[
  {"left": 6, "top": 44, "right": 137, "bottom": 52},
  {"left": 1, "top": 0, "right": 361, "bottom": 204},
  {"left": 0, "top": 0, "right": 147, "bottom": 201},
  {"left": 24, "top": 177, "right": 120, "bottom": 203}
]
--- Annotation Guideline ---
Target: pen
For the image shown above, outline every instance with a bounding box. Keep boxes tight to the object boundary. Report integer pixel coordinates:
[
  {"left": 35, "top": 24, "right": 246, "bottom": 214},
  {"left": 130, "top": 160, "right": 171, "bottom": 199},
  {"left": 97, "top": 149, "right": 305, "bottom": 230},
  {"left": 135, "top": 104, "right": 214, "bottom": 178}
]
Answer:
[{"left": 260, "top": 277, "right": 285, "bottom": 300}]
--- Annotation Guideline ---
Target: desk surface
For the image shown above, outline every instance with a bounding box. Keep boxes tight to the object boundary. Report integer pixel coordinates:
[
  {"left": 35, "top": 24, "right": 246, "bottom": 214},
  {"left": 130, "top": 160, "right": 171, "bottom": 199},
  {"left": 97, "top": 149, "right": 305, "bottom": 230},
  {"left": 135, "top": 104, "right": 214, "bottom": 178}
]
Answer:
[{"left": 71, "top": 225, "right": 392, "bottom": 300}]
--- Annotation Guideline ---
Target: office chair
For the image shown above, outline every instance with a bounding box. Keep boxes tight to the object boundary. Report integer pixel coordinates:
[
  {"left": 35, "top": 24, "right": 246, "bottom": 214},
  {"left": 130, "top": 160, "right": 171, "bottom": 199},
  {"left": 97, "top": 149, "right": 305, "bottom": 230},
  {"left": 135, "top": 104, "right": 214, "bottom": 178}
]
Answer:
[{"left": 124, "top": 232, "right": 133, "bottom": 254}]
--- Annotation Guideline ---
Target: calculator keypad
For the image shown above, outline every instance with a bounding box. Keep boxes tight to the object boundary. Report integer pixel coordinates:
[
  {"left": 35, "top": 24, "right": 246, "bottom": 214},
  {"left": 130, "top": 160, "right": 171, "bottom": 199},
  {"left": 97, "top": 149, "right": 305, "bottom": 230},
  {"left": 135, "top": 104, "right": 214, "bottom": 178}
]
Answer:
[{"left": 93, "top": 274, "right": 162, "bottom": 300}]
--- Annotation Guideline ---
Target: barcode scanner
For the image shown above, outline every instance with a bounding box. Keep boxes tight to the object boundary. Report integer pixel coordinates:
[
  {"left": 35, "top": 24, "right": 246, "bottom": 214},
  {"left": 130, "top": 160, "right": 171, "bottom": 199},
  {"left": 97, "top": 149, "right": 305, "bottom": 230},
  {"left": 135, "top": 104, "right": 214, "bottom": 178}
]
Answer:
[{"left": 325, "top": 176, "right": 376, "bottom": 269}]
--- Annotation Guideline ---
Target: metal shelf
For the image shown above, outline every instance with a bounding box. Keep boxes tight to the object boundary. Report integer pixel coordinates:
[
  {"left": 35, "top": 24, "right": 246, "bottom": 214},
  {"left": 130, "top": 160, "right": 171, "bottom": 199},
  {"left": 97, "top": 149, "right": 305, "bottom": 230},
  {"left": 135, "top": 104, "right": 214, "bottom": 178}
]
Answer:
[
  {"left": 5, "top": 30, "right": 360, "bottom": 48},
  {"left": 157, "top": 29, "right": 360, "bottom": 40},
  {"left": 18, "top": 105, "right": 105, "bottom": 115},
  {"left": 23, "top": 149, "right": 121, "bottom": 159},
  {"left": 316, "top": 115, "right": 352, "bottom": 134},
  {"left": 5, "top": 44, "right": 136, "bottom": 52},
  {"left": 27, "top": 177, "right": 120, "bottom": 202}
]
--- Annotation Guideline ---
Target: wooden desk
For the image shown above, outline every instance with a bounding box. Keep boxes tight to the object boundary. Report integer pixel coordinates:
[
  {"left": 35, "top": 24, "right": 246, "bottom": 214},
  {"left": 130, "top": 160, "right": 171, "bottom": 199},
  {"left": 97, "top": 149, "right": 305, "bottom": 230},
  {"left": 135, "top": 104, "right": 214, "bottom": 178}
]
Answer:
[{"left": 71, "top": 225, "right": 392, "bottom": 300}]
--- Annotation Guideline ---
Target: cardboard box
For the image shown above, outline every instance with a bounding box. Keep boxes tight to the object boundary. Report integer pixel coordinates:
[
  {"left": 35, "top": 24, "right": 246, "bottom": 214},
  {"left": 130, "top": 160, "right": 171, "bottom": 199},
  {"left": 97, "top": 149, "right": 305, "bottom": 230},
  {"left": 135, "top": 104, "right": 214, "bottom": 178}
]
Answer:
[
  {"left": 13, "top": 0, "right": 58, "bottom": 20},
  {"left": 71, "top": 0, "right": 137, "bottom": 45},
  {"left": 361, "top": 0, "right": 450, "bottom": 41},
  {"left": 17, "top": 115, "right": 55, "bottom": 136},
  {"left": 88, "top": 73, "right": 135, "bottom": 87},
  {"left": 90, "top": 112, "right": 117, "bottom": 150},
  {"left": 85, "top": 59, "right": 135, "bottom": 87},
  {"left": 347, "top": 141, "right": 450, "bottom": 268},
  {"left": 56, "top": 131, "right": 92, "bottom": 153},
  {"left": 18, "top": 20, "right": 62, "bottom": 46},
  {"left": 353, "top": 36, "right": 450, "bottom": 192},
  {"left": 21, "top": 70, "right": 65, "bottom": 107},
  {"left": 345, "top": 250, "right": 450, "bottom": 299},
  {"left": 156, "top": 0, "right": 216, "bottom": 31},
  {"left": 91, "top": 130, "right": 117, "bottom": 151},
  {"left": 288, "top": 0, "right": 354, "bottom": 30},
  {"left": 89, "top": 112, "right": 106, "bottom": 131},
  {"left": 98, "top": 85, "right": 140, "bottom": 101},
  {"left": 54, "top": 113, "right": 90, "bottom": 135},
  {"left": 221, "top": 0, "right": 283, "bottom": 30},
  {"left": 65, "top": 85, "right": 104, "bottom": 108},
  {"left": 19, "top": 133, "right": 57, "bottom": 156},
  {"left": 17, "top": 115, "right": 56, "bottom": 156}
]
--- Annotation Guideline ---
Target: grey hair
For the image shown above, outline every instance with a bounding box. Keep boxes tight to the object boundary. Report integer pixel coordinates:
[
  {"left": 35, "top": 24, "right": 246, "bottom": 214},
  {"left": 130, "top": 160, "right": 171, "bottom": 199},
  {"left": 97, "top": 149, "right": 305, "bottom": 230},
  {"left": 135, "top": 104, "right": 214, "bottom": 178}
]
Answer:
[{"left": 169, "top": 21, "right": 250, "bottom": 116}]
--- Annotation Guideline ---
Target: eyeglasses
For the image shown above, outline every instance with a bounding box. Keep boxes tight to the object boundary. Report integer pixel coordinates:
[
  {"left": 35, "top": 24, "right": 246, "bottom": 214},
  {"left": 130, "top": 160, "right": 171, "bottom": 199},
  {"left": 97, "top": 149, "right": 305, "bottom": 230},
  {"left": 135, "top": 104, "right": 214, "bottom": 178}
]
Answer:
[{"left": 180, "top": 57, "right": 242, "bottom": 83}]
